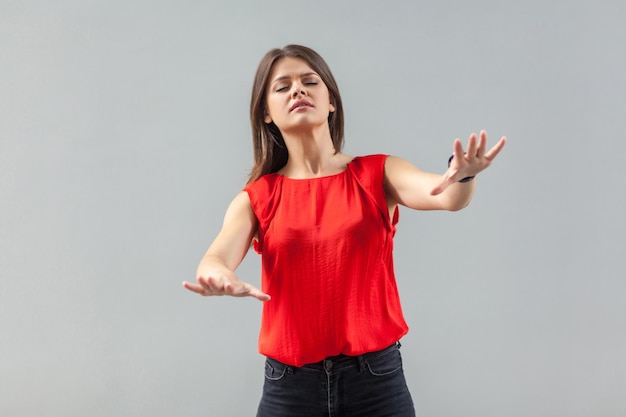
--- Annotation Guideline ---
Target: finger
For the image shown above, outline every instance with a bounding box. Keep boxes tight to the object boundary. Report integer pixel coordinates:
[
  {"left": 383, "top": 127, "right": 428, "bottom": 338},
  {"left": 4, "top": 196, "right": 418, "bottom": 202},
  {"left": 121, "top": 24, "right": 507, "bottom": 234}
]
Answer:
[
  {"left": 182, "top": 281, "right": 209, "bottom": 295},
  {"left": 452, "top": 138, "right": 465, "bottom": 164},
  {"left": 484, "top": 136, "right": 507, "bottom": 161},
  {"left": 199, "top": 276, "right": 222, "bottom": 292},
  {"left": 225, "top": 281, "right": 271, "bottom": 302},
  {"left": 248, "top": 286, "right": 271, "bottom": 302},
  {"left": 223, "top": 280, "right": 244, "bottom": 295},
  {"left": 465, "top": 133, "right": 478, "bottom": 160},
  {"left": 476, "top": 130, "right": 488, "bottom": 158},
  {"left": 430, "top": 176, "right": 452, "bottom": 196}
]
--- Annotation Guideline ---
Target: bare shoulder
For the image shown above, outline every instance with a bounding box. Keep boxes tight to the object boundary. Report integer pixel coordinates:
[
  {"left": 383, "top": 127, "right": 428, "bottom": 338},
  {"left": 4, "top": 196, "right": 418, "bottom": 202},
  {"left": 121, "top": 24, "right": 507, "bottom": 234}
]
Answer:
[
  {"left": 223, "top": 191, "right": 256, "bottom": 224},
  {"left": 383, "top": 155, "right": 445, "bottom": 210},
  {"left": 384, "top": 154, "right": 404, "bottom": 167},
  {"left": 384, "top": 155, "right": 423, "bottom": 177},
  {"left": 231, "top": 190, "right": 253, "bottom": 206}
]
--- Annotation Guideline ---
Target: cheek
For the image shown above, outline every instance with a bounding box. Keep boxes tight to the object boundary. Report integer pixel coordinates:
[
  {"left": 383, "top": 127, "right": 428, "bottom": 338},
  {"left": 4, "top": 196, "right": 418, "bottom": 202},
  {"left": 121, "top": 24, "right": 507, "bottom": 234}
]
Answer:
[
  {"left": 264, "top": 96, "right": 285, "bottom": 124},
  {"left": 266, "top": 96, "right": 282, "bottom": 115}
]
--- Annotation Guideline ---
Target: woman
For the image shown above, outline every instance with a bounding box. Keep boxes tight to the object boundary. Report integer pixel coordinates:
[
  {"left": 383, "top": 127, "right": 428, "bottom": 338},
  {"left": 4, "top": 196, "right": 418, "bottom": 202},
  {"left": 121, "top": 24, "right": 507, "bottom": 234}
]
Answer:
[{"left": 183, "top": 44, "right": 506, "bottom": 417}]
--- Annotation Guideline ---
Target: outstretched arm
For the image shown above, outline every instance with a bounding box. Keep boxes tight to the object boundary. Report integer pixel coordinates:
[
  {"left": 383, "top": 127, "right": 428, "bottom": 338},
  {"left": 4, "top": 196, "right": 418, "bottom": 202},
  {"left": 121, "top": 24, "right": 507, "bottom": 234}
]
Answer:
[
  {"left": 385, "top": 131, "right": 506, "bottom": 211},
  {"left": 182, "top": 191, "right": 270, "bottom": 302}
]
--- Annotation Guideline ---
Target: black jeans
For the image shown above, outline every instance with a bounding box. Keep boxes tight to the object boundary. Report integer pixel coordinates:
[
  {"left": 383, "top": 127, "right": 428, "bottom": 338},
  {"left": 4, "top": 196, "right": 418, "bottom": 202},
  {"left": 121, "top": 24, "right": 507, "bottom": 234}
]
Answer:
[{"left": 256, "top": 343, "right": 415, "bottom": 417}]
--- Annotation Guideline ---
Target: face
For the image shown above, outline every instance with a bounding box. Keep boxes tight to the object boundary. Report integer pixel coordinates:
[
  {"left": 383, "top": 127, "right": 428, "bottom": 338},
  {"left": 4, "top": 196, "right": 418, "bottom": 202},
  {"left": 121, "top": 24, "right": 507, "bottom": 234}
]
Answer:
[{"left": 264, "top": 57, "right": 335, "bottom": 134}]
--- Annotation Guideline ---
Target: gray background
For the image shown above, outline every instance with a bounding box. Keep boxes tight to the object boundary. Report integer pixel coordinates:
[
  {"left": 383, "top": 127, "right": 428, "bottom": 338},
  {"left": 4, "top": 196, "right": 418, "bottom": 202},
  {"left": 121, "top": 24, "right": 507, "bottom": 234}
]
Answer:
[{"left": 1, "top": 0, "right": 625, "bottom": 416}]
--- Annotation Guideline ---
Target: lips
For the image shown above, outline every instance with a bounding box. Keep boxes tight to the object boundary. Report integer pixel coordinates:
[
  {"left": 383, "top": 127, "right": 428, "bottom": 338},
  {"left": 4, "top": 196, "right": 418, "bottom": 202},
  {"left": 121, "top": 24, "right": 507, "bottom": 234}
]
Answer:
[{"left": 289, "top": 100, "right": 313, "bottom": 112}]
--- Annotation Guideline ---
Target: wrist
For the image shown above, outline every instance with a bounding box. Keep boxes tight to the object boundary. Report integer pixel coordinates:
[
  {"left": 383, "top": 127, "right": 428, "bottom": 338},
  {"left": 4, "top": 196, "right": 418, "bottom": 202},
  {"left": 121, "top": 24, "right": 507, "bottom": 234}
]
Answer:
[{"left": 448, "top": 154, "right": 475, "bottom": 183}]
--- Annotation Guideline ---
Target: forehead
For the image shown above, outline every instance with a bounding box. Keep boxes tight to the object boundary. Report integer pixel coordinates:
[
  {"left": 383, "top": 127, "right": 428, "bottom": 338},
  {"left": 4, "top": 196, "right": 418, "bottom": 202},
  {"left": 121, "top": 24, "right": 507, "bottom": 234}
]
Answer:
[{"left": 269, "top": 57, "right": 316, "bottom": 81}]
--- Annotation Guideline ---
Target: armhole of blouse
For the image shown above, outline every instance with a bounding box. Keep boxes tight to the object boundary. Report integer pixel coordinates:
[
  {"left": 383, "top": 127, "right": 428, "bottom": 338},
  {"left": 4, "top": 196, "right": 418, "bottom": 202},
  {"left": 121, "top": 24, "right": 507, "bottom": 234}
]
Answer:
[{"left": 350, "top": 154, "right": 395, "bottom": 230}]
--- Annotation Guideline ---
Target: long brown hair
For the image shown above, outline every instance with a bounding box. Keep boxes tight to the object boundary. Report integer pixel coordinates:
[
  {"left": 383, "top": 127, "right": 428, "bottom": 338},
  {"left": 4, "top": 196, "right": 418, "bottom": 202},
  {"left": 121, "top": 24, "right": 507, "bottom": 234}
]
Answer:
[{"left": 248, "top": 45, "right": 344, "bottom": 183}]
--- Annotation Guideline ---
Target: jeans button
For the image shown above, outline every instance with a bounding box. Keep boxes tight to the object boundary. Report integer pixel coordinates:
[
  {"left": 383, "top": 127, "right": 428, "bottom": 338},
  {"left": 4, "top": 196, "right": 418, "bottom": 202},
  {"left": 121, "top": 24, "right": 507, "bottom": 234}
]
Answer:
[{"left": 324, "top": 360, "right": 333, "bottom": 371}]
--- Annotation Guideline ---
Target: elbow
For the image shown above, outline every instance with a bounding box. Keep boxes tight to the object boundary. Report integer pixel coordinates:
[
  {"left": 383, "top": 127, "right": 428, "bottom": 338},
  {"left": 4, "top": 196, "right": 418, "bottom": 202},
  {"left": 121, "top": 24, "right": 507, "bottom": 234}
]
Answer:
[{"left": 447, "top": 199, "right": 471, "bottom": 212}]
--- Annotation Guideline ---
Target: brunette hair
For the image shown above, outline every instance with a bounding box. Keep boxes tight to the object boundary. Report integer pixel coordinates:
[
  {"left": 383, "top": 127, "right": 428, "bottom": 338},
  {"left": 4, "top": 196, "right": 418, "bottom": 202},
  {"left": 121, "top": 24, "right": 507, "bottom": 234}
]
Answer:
[{"left": 248, "top": 45, "right": 344, "bottom": 183}]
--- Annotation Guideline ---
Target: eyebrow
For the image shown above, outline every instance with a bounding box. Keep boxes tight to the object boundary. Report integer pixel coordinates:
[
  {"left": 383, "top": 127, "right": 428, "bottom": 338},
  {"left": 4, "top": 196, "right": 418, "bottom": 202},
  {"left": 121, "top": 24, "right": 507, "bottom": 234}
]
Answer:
[{"left": 270, "top": 72, "right": 320, "bottom": 84}]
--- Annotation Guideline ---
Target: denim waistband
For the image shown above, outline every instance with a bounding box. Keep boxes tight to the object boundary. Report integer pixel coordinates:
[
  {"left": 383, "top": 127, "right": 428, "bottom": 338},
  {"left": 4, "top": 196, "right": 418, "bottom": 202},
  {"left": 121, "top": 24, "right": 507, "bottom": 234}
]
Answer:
[{"left": 273, "top": 341, "right": 401, "bottom": 373}]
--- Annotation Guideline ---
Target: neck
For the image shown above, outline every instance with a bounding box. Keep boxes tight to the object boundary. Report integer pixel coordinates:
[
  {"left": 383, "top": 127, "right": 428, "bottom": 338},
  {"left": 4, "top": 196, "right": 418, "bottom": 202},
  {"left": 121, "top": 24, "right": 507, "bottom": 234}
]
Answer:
[{"left": 279, "top": 126, "right": 343, "bottom": 179}]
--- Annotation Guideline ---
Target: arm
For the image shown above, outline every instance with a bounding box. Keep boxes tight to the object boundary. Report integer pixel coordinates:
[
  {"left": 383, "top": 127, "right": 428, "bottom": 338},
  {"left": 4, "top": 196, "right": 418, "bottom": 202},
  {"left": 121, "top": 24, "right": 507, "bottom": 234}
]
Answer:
[
  {"left": 182, "top": 191, "right": 270, "bottom": 302},
  {"left": 384, "top": 131, "right": 506, "bottom": 212}
]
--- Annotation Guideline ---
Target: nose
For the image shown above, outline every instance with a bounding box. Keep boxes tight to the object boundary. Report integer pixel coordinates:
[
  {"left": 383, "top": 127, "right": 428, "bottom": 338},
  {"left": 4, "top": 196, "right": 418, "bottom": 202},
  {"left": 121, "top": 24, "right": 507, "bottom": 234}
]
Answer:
[{"left": 291, "top": 82, "right": 307, "bottom": 98}]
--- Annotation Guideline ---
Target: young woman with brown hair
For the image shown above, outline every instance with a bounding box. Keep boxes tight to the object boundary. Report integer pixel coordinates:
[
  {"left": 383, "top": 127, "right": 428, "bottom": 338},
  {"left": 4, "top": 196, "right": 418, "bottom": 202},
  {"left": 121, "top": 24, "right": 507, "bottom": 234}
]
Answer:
[{"left": 183, "top": 44, "right": 506, "bottom": 417}]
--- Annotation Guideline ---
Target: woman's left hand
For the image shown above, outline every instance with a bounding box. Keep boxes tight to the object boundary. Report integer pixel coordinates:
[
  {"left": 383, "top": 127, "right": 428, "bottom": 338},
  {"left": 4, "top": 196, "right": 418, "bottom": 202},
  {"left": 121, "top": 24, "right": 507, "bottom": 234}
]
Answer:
[{"left": 430, "top": 130, "right": 506, "bottom": 196}]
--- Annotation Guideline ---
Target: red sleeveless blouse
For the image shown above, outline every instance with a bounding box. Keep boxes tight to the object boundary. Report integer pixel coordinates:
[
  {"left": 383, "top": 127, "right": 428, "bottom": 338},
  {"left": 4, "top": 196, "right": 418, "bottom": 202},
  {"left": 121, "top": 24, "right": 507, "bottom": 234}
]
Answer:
[{"left": 244, "top": 154, "right": 408, "bottom": 367}]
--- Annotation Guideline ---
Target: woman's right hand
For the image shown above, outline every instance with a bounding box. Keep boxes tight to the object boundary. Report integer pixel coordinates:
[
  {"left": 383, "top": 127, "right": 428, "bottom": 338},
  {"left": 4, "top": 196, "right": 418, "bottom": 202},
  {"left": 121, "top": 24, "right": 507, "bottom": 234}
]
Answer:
[
  {"left": 182, "top": 191, "right": 270, "bottom": 302},
  {"left": 183, "top": 256, "right": 270, "bottom": 302}
]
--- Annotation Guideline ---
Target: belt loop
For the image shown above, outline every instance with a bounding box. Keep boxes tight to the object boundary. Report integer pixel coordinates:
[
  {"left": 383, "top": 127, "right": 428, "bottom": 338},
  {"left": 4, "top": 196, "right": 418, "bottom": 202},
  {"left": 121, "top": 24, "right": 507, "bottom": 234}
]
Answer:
[
  {"left": 287, "top": 365, "right": 294, "bottom": 374},
  {"left": 397, "top": 341, "right": 402, "bottom": 349},
  {"left": 357, "top": 354, "right": 366, "bottom": 372}
]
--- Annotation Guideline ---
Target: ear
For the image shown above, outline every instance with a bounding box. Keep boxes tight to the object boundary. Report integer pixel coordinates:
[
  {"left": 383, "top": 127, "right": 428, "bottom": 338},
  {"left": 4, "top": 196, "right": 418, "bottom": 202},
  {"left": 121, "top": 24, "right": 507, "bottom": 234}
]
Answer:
[
  {"left": 329, "top": 103, "right": 336, "bottom": 113},
  {"left": 264, "top": 113, "right": 272, "bottom": 124}
]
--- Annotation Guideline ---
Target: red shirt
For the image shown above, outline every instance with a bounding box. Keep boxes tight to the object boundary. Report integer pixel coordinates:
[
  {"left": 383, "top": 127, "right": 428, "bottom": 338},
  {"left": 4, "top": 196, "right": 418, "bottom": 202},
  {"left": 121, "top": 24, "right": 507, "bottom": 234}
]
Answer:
[{"left": 244, "top": 154, "right": 408, "bottom": 367}]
